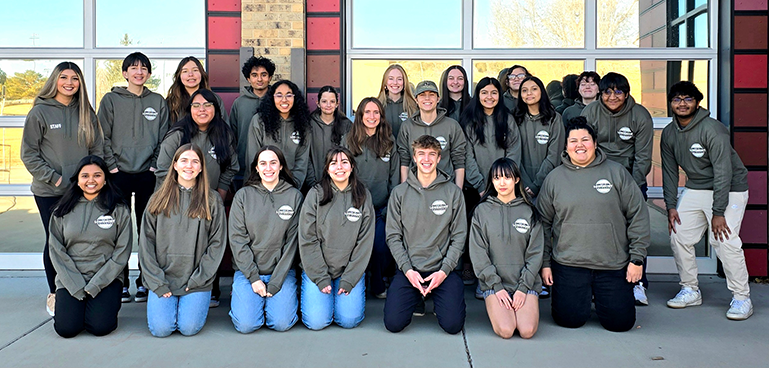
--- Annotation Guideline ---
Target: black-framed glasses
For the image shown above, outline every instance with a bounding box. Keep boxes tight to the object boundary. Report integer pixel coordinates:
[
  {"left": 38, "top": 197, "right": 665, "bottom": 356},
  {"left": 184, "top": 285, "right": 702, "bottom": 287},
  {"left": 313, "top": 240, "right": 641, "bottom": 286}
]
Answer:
[
  {"left": 508, "top": 73, "right": 527, "bottom": 80},
  {"left": 671, "top": 97, "right": 695, "bottom": 104},
  {"left": 191, "top": 102, "right": 214, "bottom": 109},
  {"left": 602, "top": 89, "right": 625, "bottom": 97}
]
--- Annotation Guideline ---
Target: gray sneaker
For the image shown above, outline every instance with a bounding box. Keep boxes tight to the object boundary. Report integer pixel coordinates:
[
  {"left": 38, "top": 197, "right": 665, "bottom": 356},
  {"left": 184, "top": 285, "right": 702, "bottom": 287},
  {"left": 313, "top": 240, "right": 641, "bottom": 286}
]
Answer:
[
  {"left": 633, "top": 284, "right": 648, "bottom": 306},
  {"left": 726, "top": 298, "right": 753, "bottom": 320},
  {"left": 666, "top": 287, "right": 702, "bottom": 308}
]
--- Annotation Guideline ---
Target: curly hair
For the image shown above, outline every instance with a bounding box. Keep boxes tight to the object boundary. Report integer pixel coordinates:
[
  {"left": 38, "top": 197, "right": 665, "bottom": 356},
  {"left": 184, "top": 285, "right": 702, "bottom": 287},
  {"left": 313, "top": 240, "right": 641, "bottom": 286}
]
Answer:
[{"left": 257, "top": 80, "right": 311, "bottom": 146}]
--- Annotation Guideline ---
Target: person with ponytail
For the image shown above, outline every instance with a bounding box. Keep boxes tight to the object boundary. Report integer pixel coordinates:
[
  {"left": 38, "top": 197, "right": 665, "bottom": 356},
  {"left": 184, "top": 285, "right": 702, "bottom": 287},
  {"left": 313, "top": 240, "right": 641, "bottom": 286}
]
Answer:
[{"left": 306, "top": 86, "right": 352, "bottom": 186}]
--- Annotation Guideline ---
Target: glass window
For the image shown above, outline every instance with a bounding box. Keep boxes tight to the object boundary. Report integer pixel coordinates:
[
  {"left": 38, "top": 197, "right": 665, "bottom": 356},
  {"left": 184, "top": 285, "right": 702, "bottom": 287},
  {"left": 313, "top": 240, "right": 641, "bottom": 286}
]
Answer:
[
  {"left": 0, "top": 196, "right": 45, "bottom": 252},
  {"left": 599, "top": 0, "right": 709, "bottom": 48},
  {"left": 0, "top": 60, "right": 84, "bottom": 116},
  {"left": 351, "top": 0, "right": 462, "bottom": 49},
  {"left": 96, "top": 1, "right": 205, "bottom": 48},
  {"left": 0, "top": 1, "right": 83, "bottom": 48},
  {"left": 474, "top": 0, "right": 584, "bottom": 48},
  {"left": 473, "top": 60, "right": 585, "bottom": 88},
  {"left": 94, "top": 59, "right": 188, "bottom": 110},
  {"left": 0, "top": 128, "right": 32, "bottom": 185}
]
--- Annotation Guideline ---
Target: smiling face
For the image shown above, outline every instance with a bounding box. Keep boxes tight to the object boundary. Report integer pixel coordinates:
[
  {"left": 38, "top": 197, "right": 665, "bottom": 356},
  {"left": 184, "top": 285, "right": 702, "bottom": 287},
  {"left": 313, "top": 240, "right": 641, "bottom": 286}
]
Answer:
[
  {"left": 446, "top": 69, "right": 465, "bottom": 94},
  {"left": 256, "top": 149, "right": 282, "bottom": 187},
  {"left": 601, "top": 88, "right": 627, "bottom": 113},
  {"left": 273, "top": 83, "right": 295, "bottom": 119},
  {"left": 413, "top": 147, "right": 441, "bottom": 176},
  {"left": 492, "top": 172, "right": 518, "bottom": 202},
  {"left": 318, "top": 91, "right": 338, "bottom": 117},
  {"left": 122, "top": 62, "right": 150, "bottom": 88},
  {"left": 386, "top": 68, "right": 404, "bottom": 97},
  {"left": 174, "top": 150, "right": 202, "bottom": 187},
  {"left": 670, "top": 95, "right": 700, "bottom": 120},
  {"left": 508, "top": 67, "right": 528, "bottom": 91},
  {"left": 248, "top": 66, "right": 271, "bottom": 94},
  {"left": 190, "top": 94, "right": 215, "bottom": 131},
  {"left": 520, "top": 80, "right": 541, "bottom": 107},
  {"left": 55, "top": 69, "right": 80, "bottom": 103},
  {"left": 362, "top": 101, "right": 381, "bottom": 135},
  {"left": 78, "top": 164, "right": 105, "bottom": 200},
  {"left": 327, "top": 152, "right": 352, "bottom": 187},
  {"left": 566, "top": 128, "right": 597, "bottom": 167},
  {"left": 179, "top": 60, "right": 202, "bottom": 90},
  {"left": 578, "top": 77, "right": 598, "bottom": 100},
  {"left": 416, "top": 91, "right": 438, "bottom": 114},
  {"left": 478, "top": 84, "right": 500, "bottom": 114}
]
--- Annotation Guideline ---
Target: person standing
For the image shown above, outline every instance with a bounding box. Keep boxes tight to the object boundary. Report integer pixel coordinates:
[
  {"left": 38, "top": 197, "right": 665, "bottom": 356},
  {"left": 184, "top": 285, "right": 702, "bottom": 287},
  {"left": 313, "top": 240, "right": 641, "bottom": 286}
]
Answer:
[
  {"left": 502, "top": 65, "right": 531, "bottom": 112},
  {"left": 661, "top": 81, "right": 753, "bottom": 320},
  {"left": 377, "top": 64, "right": 418, "bottom": 138},
  {"left": 307, "top": 86, "right": 352, "bottom": 187},
  {"left": 438, "top": 65, "right": 471, "bottom": 122},
  {"left": 21, "top": 61, "right": 104, "bottom": 316},
  {"left": 166, "top": 56, "right": 227, "bottom": 124},
  {"left": 561, "top": 71, "right": 601, "bottom": 126}
]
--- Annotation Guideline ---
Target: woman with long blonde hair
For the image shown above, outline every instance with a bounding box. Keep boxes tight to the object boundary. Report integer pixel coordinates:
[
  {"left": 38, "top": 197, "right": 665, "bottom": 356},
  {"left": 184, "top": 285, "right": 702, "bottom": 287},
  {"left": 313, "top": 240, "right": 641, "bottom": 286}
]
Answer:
[{"left": 376, "top": 64, "right": 417, "bottom": 139}]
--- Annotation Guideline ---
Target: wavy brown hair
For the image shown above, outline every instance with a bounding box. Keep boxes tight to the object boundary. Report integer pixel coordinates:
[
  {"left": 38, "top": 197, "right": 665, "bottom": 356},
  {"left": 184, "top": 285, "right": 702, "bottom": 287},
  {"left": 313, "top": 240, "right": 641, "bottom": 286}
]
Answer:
[
  {"left": 346, "top": 97, "right": 393, "bottom": 158},
  {"left": 166, "top": 56, "right": 210, "bottom": 123},
  {"left": 147, "top": 143, "right": 212, "bottom": 220}
]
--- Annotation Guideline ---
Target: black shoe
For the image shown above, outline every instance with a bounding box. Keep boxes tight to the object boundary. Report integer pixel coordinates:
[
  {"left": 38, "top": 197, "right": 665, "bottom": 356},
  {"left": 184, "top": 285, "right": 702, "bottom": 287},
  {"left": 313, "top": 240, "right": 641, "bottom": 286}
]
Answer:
[
  {"left": 209, "top": 295, "right": 220, "bottom": 308},
  {"left": 539, "top": 286, "right": 550, "bottom": 299},
  {"left": 413, "top": 299, "right": 426, "bottom": 317},
  {"left": 121, "top": 287, "right": 131, "bottom": 303},
  {"left": 134, "top": 286, "right": 148, "bottom": 303}
]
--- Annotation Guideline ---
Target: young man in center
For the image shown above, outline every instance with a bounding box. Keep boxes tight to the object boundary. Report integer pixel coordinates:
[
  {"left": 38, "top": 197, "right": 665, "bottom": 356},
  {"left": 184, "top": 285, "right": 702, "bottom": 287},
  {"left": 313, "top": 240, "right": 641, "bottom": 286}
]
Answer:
[{"left": 384, "top": 135, "right": 467, "bottom": 334}]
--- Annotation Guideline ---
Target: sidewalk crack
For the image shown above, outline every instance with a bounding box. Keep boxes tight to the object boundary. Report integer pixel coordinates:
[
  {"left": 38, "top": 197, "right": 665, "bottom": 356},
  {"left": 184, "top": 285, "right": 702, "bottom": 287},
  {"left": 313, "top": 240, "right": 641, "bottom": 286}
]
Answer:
[
  {"left": 0, "top": 318, "right": 51, "bottom": 352},
  {"left": 462, "top": 327, "right": 473, "bottom": 368}
]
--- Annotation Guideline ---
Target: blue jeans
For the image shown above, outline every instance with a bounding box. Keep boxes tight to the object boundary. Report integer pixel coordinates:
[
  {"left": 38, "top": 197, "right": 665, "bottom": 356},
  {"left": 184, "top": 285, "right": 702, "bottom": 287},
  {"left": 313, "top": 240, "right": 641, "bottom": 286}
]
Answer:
[
  {"left": 146, "top": 290, "right": 211, "bottom": 337},
  {"left": 229, "top": 270, "right": 298, "bottom": 333},
  {"left": 300, "top": 272, "right": 366, "bottom": 330}
]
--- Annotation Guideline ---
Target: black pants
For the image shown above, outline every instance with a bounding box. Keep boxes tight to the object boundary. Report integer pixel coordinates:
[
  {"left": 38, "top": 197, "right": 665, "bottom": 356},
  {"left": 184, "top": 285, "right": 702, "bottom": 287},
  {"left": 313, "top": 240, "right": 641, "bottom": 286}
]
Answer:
[
  {"left": 53, "top": 280, "right": 123, "bottom": 338},
  {"left": 551, "top": 261, "right": 635, "bottom": 332},
  {"left": 367, "top": 208, "right": 394, "bottom": 295},
  {"left": 34, "top": 195, "right": 62, "bottom": 293},
  {"left": 113, "top": 171, "right": 155, "bottom": 288},
  {"left": 383, "top": 270, "right": 466, "bottom": 334}
]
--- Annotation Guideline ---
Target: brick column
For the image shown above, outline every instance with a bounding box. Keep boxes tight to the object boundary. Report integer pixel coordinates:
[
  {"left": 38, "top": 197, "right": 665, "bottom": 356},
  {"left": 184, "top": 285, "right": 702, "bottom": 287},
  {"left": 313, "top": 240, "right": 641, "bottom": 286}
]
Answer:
[{"left": 242, "top": 0, "right": 305, "bottom": 81}]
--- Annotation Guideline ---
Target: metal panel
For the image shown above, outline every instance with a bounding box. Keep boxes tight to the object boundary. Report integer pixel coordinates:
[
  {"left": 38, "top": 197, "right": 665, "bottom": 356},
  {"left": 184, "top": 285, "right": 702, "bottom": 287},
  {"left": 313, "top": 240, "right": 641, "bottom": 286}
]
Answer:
[
  {"left": 208, "top": 16, "right": 242, "bottom": 50},
  {"left": 209, "top": 54, "right": 241, "bottom": 88},
  {"left": 307, "top": 55, "right": 341, "bottom": 88},
  {"left": 307, "top": 18, "right": 341, "bottom": 50}
]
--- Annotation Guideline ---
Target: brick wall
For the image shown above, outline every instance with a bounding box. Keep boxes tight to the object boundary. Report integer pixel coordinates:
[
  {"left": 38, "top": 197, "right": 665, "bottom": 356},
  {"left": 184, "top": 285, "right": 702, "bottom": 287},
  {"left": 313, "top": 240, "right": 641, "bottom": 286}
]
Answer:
[{"left": 241, "top": 0, "right": 305, "bottom": 81}]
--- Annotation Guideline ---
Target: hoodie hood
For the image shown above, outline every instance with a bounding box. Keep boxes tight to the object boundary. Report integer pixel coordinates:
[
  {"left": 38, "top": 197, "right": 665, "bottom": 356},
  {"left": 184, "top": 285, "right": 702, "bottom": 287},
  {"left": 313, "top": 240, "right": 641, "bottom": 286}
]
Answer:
[
  {"left": 598, "top": 94, "right": 637, "bottom": 117},
  {"left": 405, "top": 165, "right": 452, "bottom": 191},
  {"left": 410, "top": 107, "right": 448, "bottom": 126},
  {"left": 561, "top": 146, "right": 608, "bottom": 170},
  {"left": 111, "top": 85, "right": 153, "bottom": 98},
  {"left": 673, "top": 106, "right": 709, "bottom": 132}
]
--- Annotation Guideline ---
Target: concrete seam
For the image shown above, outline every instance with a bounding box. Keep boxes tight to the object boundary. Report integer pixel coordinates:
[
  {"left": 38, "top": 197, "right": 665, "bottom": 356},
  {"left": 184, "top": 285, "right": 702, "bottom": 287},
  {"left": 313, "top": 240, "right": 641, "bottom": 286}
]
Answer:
[
  {"left": 0, "top": 318, "right": 51, "bottom": 352},
  {"left": 462, "top": 326, "right": 474, "bottom": 368}
]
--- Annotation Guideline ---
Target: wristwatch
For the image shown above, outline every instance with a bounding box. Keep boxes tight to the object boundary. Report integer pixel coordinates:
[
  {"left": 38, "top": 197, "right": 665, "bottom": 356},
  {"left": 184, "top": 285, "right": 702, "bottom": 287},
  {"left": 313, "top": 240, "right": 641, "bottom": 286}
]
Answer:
[{"left": 630, "top": 259, "right": 644, "bottom": 266}]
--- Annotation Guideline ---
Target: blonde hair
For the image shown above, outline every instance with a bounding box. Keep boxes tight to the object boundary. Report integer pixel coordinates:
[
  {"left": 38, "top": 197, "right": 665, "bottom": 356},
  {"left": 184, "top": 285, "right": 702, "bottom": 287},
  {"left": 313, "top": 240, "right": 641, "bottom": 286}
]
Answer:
[
  {"left": 35, "top": 61, "right": 102, "bottom": 148},
  {"left": 147, "top": 144, "right": 213, "bottom": 220},
  {"left": 377, "top": 64, "right": 417, "bottom": 117}
]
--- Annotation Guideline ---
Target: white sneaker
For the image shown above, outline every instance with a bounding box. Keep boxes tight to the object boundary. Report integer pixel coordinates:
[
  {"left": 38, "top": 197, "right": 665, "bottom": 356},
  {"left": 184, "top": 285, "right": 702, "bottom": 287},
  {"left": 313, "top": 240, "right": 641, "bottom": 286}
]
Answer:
[
  {"left": 666, "top": 287, "right": 702, "bottom": 308},
  {"left": 46, "top": 293, "right": 55, "bottom": 317},
  {"left": 726, "top": 298, "right": 753, "bottom": 320},
  {"left": 634, "top": 284, "right": 648, "bottom": 306}
]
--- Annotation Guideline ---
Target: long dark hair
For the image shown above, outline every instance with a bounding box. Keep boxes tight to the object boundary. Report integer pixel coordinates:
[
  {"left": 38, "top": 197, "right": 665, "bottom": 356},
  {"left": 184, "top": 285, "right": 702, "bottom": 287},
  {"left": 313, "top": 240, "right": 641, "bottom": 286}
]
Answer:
[
  {"left": 257, "top": 80, "right": 311, "bottom": 146},
  {"left": 439, "top": 65, "right": 471, "bottom": 118},
  {"left": 346, "top": 97, "right": 394, "bottom": 158},
  {"left": 319, "top": 147, "right": 367, "bottom": 209},
  {"left": 478, "top": 158, "right": 538, "bottom": 225},
  {"left": 244, "top": 145, "right": 297, "bottom": 188},
  {"left": 53, "top": 155, "right": 127, "bottom": 217},
  {"left": 311, "top": 86, "right": 347, "bottom": 145},
  {"left": 460, "top": 77, "right": 511, "bottom": 150},
  {"left": 513, "top": 76, "right": 556, "bottom": 126},
  {"left": 165, "top": 89, "right": 235, "bottom": 168},
  {"left": 166, "top": 56, "right": 210, "bottom": 123}
]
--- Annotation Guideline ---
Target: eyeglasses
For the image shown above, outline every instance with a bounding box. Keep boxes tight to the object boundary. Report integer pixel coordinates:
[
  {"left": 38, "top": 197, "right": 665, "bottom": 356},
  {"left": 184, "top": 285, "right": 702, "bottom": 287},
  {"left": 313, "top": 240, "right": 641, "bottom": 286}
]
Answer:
[
  {"left": 671, "top": 97, "right": 695, "bottom": 104},
  {"left": 579, "top": 82, "right": 597, "bottom": 87},
  {"left": 602, "top": 89, "right": 625, "bottom": 97},
  {"left": 274, "top": 93, "right": 295, "bottom": 100},
  {"left": 508, "top": 73, "right": 527, "bottom": 80},
  {"left": 190, "top": 102, "right": 214, "bottom": 109}
]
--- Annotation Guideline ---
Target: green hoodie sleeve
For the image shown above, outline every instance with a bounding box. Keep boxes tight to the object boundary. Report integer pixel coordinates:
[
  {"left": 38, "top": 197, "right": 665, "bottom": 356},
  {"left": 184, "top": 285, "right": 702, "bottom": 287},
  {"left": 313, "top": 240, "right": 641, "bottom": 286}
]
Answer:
[
  {"left": 186, "top": 195, "right": 227, "bottom": 291},
  {"left": 705, "top": 127, "right": 735, "bottom": 216},
  {"left": 154, "top": 131, "right": 182, "bottom": 190},
  {"left": 21, "top": 109, "right": 60, "bottom": 185},
  {"left": 385, "top": 186, "right": 415, "bottom": 274},
  {"left": 388, "top": 145, "right": 401, "bottom": 195},
  {"left": 660, "top": 126, "right": 680, "bottom": 210},
  {"left": 464, "top": 145, "right": 485, "bottom": 191},
  {"left": 245, "top": 114, "right": 264, "bottom": 180},
  {"left": 291, "top": 134, "right": 310, "bottom": 188},
  {"left": 152, "top": 99, "right": 170, "bottom": 170},
  {"left": 618, "top": 169, "right": 650, "bottom": 262},
  {"left": 217, "top": 140, "right": 240, "bottom": 191},
  {"left": 84, "top": 206, "right": 133, "bottom": 297},
  {"left": 517, "top": 219, "right": 544, "bottom": 293},
  {"left": 631, "top": 106, "right": 654, "bottom": 187},
  {"left": 298, "top": 188, "right": 332, "bottom": 289},
  {"left": 266, "top": 192, "right": 302, "bottom": 296},
  {"left": 138, "top": 207, "right": 172, "bottom": 297},
  {"left": 48, "top": 215, "right": 87, "bottom": 300},
  {"left": 532, "top": 116, "right": 565, "bottom": 195},
  {"left": 440, "top": 187, "right": 467, "bottom": 275},
  {"left": 97, "top": 95, "right": 119, "bottom": 171},
  {"left": 507, "top": 117, "right": 523, "bottom": 167},
  {"left": 397, "top": 121, "right": 412, "bottom": 168},
  {"left": 468, "top": 210, "right": 503, "bottom": 292},
  {"left": 339, "top": 192, "right": 375, "bottom": 292},
  {"left": 449, "top": 122, "right": 467, "bottom": 170},
  {"left": 228, "top": 191, "right": 261, "bottom": 282},
  {"left": 536, "top": 178, "right": 556, "bottom": 268},
  {"left": 87, "top": 111, "right": 105, "bottom": 161}
]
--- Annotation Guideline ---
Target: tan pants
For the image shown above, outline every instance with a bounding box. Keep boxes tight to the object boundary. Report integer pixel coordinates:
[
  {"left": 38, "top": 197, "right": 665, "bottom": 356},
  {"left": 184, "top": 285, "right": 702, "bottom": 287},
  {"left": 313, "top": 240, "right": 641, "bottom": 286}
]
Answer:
[{"left": 670, "top": 189, "right": 750, "bottom": 299}]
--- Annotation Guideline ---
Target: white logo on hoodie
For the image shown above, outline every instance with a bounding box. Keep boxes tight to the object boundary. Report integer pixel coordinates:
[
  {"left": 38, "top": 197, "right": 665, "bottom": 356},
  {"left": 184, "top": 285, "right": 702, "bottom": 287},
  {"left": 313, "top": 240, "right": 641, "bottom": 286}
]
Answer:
[
  {"left": 399, "top": 112, "right": 409, "bottom": 121},
  {"left": 430, "top": 200, "right": 448, "bottom": 216},
  {"left": 536, "top": 130, "right": 550, "bottom": 145},
  {"left": 290, "top": 131, "right": 301, "bottom": 145},
  {"left": 276, "top": 205, "right": 294, "bottom": 220},
  {"left": 143, "top": 107, "right": 158, "bottom": 121},
  {"left": 594, "top": 179, "right": 613, "bottom": 194},
  {"left": 345, "top": 207, "right": 362, "bottom": 222},
  {"left": 208, "top": 146, "right": 217, "bottom": 160},
  {"left": 49, "top": 124, "right": 62, "bottom": 130},
  {"left": 514, "top": 219, "right": 530, "bottom": 233},
  {"left": 690, "top": 143, "right": 706, "bottom": 158},
  {"left": 95, "top": 215, "right": 115, "bottom": 229},
  {"left": 617, "top": 127, "right": 634, "bottom": 140},
  {"left": 381, "top": 153, "right": 391, "bottom": 162},
  {"left": 436, "top": 136, "right": 448, "bottom": 150}
]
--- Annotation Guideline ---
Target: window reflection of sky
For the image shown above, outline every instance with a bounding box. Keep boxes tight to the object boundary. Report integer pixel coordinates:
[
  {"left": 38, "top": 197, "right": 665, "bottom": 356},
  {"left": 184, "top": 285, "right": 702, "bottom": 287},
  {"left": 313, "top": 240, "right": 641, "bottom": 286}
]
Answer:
[{"left": 351, "top": 0, "right": 462, "bottom": 48}]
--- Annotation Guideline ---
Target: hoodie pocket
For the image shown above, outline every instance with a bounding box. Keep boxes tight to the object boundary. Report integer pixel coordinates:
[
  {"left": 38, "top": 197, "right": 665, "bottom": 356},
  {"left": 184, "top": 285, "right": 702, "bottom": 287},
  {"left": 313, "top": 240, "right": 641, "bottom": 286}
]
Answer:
[
  {"left": 556, "top": 223, "right": 622, "bottom": 266},
  {"left": 71, "top": 254, "right": 107, "bottom": 276},
  {"left": 118, "top": 144, "right": 154, "bottom": 168}
]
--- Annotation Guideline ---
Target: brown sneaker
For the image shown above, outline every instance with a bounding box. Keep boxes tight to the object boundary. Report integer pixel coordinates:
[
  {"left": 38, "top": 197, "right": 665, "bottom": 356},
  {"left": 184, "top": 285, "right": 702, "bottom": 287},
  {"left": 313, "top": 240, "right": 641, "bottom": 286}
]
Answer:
[{"left": 46, "top": 293, "right": 55, "bottom": 317}]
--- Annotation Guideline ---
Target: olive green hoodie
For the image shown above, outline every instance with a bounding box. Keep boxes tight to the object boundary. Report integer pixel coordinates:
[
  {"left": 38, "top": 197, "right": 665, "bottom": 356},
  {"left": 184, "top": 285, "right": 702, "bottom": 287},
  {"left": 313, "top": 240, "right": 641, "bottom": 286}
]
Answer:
[
  {"left": 98, "top": 86, "right": 169, "bottom": 173},
  {"left": 229, "top": 180, "right": 302, "bottom": 296},
  {"left": 246, "top": 113, "right": 309, "bottom": 187},
  {"left": 561, "top": 99, "right": 587, "bottom": 127},
  {"left": 299, "top": 184, "right": 375, "bottom": 292},
  {"left": 503, "top": 90, "right": 518, "bottom": 113},
  {"left": 536, "top": 148, "right": 650, "bottom": 270},
  {"left": 155, "top": 129, "right": 239, "bottom": 192},
  {"left": 342, "top": 135, "right": 400, "bottom": 209},
  {"left": 397, "top": 108, "right": 467, "bottom": 181},
  {"left": 464, "top": 114, "right": 522, "bottom": 187},
  {"left": 307, "top": 113, "right": 352, "bottom": 186},
  {"left": 517, "top": 113, "right": 565, "bottom": 196},
  {"left": 469, "top": 197, "right": 543, "bottom": 294},
  {"left": 581, "top": 95, "right": 653, "bottom": 187},
  {"left": 21, "top": 97, "right": 104, "bottom": 197},
  {"left": 139, "top": 189, "right": 226, "bottom": 297},
  {"left": 386, "top": 167, "right": 467, "bottom": 275},
  {"left": 229, "top": 86, "right": 265, "bottom": 178},
  {"left": 661, "top": 107, "right": 749, "bottom": 216},
  {"left": 49, "top": 199, "right": 132, "bottom": 300},
  {"left": 384, "top": 97, "right": 409, "bottom": 139}
]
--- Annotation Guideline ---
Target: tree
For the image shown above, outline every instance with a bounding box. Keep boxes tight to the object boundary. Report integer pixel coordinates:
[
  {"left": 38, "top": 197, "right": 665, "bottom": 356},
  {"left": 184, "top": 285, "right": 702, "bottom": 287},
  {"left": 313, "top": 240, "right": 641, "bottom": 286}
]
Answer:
[
  {"left": 5, "top": 70, "right": 45, "bottom": 100},
  {"left": 94, "top": 34, "right": 162, "bottom": 108},
  {"left": 0, "top": 68, "right": 7, "bottom": 85}
]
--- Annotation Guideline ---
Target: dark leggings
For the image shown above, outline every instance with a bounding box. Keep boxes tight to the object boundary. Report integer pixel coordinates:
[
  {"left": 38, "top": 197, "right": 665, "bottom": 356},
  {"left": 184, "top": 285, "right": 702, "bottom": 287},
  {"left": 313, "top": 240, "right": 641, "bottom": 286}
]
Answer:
[
  {"left": 367, "top": 208, "right": 394, "bottom": 295},
  {"left": 34, "top": 195, "right": 62, "bottom": 293},
  {"left": 54, "top": 280, "right": 123, "bottom": 338},
  {"left": 113, "top": 171, "right": 155, "bottom": 288}
]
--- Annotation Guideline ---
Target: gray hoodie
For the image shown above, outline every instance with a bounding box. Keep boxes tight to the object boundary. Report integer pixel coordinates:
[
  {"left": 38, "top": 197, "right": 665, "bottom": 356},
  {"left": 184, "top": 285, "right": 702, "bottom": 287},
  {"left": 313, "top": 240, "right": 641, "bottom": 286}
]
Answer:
[
  {"left": 21, "top": 97, "right": 104, "bottom": 197},
  {"left": 561, "top": 99, "right": 587, "bottom": 127},
  {"left": 537, "top": 148, "right": 650, "bottom": 270},
  {"left": 464, "top": 114, "right": 522, "bottom": 186},
  {"left": 49, "top": 199, "right": 132, "bottom": 300},
  {"left": 139, "top": 189, "right": 226, "bottom": 297},
  {"left": 98, "top": 86, "right": 169, "bottom": 173},
  {"left": 307, "top": 113, "right": 352, "bottom": 186},
  {"left": 517, "top": 113, "right": 565, "bottom": 196},
  {"left": 470, "top": 197, "right": 543, "bottom": 294},
  {"left": 581, "top": 95, "right": 653, "bottom": 187},
  {"left": 299, "top": 184, "right": 375, "bottom": 292},
  {"left": 503, "top": 90, "right": 518, "bottom": 113},
  {"left": 229, "top": 86, "right": 265, "bottom": 178},
  {"left": 386, "top": 168, "right": 467, "bottom": 275},
  {"left": 397, "top": 108, "right": 467, "bottom": 181},
  {"left": 246, "top": 114, "right": 309, "bottom": 187},
  {"left": 661, "top": 107, "right": 749, "bottom": 216},
  {"left": 342, "top": 136, "right": 400, "bottom": 209},
  {"left": 155, "top": 129, "right": 239, "bottom": 192},
  {"left": 229, "top": 180, "right": 302, "bottom": 296},
  {"left": 383, "top": 97, "right": 409, "bottom": 139}
]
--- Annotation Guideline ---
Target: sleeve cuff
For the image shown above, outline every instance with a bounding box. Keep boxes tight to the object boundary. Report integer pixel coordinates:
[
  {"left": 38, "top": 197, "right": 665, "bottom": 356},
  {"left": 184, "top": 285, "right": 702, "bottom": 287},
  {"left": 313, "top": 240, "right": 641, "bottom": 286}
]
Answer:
[
  {"left": 339, "top": 280, "right": 355, "bottom": 293},
  {"left": 154, "top": 285, "right": 171, "bottom": 297}
]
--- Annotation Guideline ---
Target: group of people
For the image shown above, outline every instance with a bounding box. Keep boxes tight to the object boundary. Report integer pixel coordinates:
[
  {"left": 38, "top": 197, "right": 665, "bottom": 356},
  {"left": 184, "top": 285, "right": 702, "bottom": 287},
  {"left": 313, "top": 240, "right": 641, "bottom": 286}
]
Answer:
[{"left": 20, "top": 52, "right": 754, "bottom": 340}]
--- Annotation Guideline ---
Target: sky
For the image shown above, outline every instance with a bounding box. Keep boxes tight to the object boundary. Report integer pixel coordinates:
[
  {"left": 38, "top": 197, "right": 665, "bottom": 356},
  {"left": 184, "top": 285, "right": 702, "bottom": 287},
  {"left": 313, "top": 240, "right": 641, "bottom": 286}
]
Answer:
[{"left": 351, "top": 0, "right": 463, "bottom": 48}]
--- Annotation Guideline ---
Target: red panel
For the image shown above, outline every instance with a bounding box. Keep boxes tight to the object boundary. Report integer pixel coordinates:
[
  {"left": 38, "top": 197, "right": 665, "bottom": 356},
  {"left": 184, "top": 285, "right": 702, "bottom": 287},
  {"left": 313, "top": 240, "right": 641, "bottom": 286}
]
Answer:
[
  {"left": 734, "top": 16, "right": 768, "bottom": 50},
  {"left": 208, "top": 54, "right": 241, "bottom": 89},
  {"left": 208, "top": 0, "right": 241, "bottom": 12},
  {"left": 307, "top": 55, "right": 341, "bottom": 88},
  {"left": 734, "top": 94, "right": 768, "bottom": 127},
  {"left": 733, "top": 132, "right": 768, "bottom": 166},
  {"left": 307, "top": 93, "right": 319, "bottom": 112},
  {"left": 208, "top": 17, "right": 241, "bottom": 50},
  {"left": 740, "top": 210, "right": 767, "bottom": 243},
  {"left": 217, "top": 92, "right": 240, "bottom": 114},
  {"left": 735, "top": 0, "right": 768, "bottom": 10},
  {"left": 744, "top": 249, "right": 768, "bottom": 277},
  {"left": 734, "top": 55, "right": 768, "bottom": 89},
  {"left": 307, "top": 0, "right": 340, "bottom": 13},
  {"left": 748, "top": 171, "right": 767, "bottom": 205},
  {"left": 307, "top": 18, "right": 340, "bottom": 50}
]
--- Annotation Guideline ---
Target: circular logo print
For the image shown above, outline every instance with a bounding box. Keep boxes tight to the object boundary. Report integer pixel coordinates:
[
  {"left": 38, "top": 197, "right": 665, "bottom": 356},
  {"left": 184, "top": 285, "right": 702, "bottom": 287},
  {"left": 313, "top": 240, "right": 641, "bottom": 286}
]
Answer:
[
  {"left": 208, "top": 146, "right": 217, "bottom": 160},
  {"left": 430, "top": 200, "right": 448, "bottom": 216},
  {"left": 381, "top": 153, "right": 391, "bottom": 162},
  {"left": 593, "top": 179, "right": 613, "bottom": 194},
  {"left": 535, "top": 130, "right": 550, "bottom": 145},
  {"left": 689, "top": 143, "right": 706, "bottom": 158},
  {"left": 142, "top": 107, "right": 158, "bottom": 121},
  {"left": 345, "top": 207, "right": 362, "bottom": 222},
  {"left": 436, "top": 136, "right": 448, "bottom": 150},
  {"left": 95, "top": 215, "right": 115, "bottom": 229},
  {"left": 276, "top": 205, "right": 294, "bottom": 220},
  {"left": 513, "top": 218, "right": 530, "bottom": 234},
  {"left": 290, "top": 131, "right": 301, "bottom": 145},
  {"left": 617, "top": 126, "right": 634, "bottom": 140},
  {"left": 399, "top": 112, "right": 409, "bottom": 121}
]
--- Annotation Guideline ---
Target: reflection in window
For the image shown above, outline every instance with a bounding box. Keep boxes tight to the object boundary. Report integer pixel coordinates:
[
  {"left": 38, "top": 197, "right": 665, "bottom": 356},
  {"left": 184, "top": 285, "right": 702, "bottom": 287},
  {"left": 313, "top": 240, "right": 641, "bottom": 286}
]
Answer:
[
  {"left": 600, "top": 0, "right": 709, "bottom": 48},
  {"left": 473, "top": 60, "right": 584, "bottom": 89},
  {"left": 96, "top": 0, "right": 204, "bottom": 48},
  {"left": 0, "top": 128, "right": 32, "bottom": 185},
  {"left": 94, "top": 59, "right": 186, "bottom": 110},
  {"left": 0, "top": 196, "right": 45, "bottom": 252},
  {"left": 351, "top": 0, "right": 462, "bottom": 49},
  {"left": 0, "top": 60, "right": 84, "bottom": 116},
  {"left": 474, "top": 0, "right": 584, "bottom": 48},
  {"left": 0, "top": 1, "right": 83, "bottom": 48}
]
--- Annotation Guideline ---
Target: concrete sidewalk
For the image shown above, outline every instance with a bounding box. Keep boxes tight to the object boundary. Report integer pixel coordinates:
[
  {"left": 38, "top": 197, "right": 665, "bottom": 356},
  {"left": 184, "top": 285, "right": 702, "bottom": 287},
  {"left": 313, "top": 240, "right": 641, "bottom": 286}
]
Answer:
[{"left": 1, "top": 272, "right": 766, "bottom": 368}]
